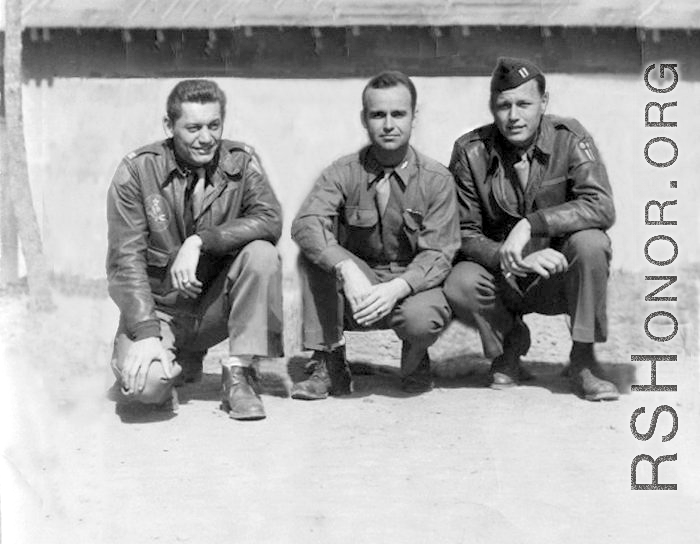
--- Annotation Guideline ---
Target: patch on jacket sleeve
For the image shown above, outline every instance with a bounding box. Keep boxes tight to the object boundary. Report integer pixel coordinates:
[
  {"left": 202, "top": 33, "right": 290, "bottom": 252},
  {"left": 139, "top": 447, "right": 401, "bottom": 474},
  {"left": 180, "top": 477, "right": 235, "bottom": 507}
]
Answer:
[
  {"left": 578, "top": 140, "right": 596, "bottom": 162},
  {"left": 144, "top": 195, "right": 171, "bottom": 232}
]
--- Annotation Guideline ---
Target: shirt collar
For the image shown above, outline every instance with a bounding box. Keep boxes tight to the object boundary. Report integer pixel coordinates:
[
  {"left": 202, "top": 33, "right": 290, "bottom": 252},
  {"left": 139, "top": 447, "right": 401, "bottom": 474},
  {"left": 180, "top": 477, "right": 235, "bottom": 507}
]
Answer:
[{"left": 363, "top": 145, "right": 416, "bottom": 190}]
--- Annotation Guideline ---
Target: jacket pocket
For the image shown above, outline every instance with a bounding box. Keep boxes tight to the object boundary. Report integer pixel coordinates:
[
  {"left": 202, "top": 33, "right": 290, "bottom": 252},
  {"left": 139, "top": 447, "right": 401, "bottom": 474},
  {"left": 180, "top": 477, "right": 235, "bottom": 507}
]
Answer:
[
  {"left": 146, "top": 246, "right": 172, "bottom": 291},
  {"left": 539, "top": 175, "right": 567, "bottom": 187},
  {"left": 146, "top": 246, "right": 171, "bottom": 268}
]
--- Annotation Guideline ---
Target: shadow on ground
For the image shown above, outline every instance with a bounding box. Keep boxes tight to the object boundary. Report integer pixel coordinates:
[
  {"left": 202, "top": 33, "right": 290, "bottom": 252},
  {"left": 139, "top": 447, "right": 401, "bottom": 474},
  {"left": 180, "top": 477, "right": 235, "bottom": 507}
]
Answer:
[
  {"left": 105, "top": 350, "right": 639, "bottom": 420},
  {"left": 285, "top": 351, "right": 639, "bottom": 400}
]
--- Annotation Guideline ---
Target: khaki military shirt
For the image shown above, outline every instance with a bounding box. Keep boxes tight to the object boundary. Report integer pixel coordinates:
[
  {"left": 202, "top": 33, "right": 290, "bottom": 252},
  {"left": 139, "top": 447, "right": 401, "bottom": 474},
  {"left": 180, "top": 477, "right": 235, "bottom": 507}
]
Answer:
[{"left": 292, "top": 146, "right": 460, "bottom": 293}]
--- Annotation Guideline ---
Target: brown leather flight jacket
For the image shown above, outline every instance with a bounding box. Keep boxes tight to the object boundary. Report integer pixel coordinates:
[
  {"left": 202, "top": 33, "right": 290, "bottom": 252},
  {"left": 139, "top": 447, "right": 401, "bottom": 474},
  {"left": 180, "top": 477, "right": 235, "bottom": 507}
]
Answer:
[
  {"left": 449, "top": 115, "right": 615, "bottom": 271},
  {"left": 106, "top": 139, "right": 282, "bottom": 340}
]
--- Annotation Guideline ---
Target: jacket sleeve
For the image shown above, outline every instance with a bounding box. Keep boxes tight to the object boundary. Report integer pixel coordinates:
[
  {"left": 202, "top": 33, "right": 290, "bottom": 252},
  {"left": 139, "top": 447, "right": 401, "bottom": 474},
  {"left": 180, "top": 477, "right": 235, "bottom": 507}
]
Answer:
[
  {"left": 449, "top": 141, "right": 503, "bottom": 270},
  {"left": 526, "top": 133, "right": 616, "bottom": 237},
  {"left": 106, "top": 160, "right": 160, "bottom": 340},
  {"left": 197, "top": 151, "right": 283, "bottom": 255},
  {"left": 399, "top": 171, "right": 460, "bottom": 293},
  {"left": 291, "top": 167, "right": 357, "bottom": 271}
]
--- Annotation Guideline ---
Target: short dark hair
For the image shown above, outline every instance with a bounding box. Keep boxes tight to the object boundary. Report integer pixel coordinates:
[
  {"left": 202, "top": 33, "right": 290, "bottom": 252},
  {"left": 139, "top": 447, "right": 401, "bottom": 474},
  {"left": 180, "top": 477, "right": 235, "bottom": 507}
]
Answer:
[
  {"left": 166, "top": 79, "right": 227, "bottom": 122},
  {"left": 362, "top": 71, "right": 417, "bottom": 113}
]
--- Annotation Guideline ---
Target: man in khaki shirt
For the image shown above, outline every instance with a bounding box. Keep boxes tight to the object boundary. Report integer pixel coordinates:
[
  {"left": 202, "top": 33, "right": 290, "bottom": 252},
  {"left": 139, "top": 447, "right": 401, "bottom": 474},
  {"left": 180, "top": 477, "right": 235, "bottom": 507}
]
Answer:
[{"left": 291, "top": 71, "right": 460, "bottom": 397}]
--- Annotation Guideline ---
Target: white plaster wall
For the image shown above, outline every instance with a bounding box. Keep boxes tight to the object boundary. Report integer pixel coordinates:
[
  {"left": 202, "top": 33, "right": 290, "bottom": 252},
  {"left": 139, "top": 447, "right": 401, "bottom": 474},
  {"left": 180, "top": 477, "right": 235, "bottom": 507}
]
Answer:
[{"left": 20, "top": 74, "right": 698, "bottom": 349}]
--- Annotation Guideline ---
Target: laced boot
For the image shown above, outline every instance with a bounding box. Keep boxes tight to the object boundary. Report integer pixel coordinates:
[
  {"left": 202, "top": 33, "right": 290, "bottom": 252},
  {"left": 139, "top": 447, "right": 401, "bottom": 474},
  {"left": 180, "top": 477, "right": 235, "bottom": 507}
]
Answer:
[
  {"left": 567, "top": 342, "right": 619, "bottom": 401},
  {"left": 291, "top": 348, "right": 352, "bottom": 400},
  {"left": 221, "top": 365, "right": 266, "bottom": 420}
]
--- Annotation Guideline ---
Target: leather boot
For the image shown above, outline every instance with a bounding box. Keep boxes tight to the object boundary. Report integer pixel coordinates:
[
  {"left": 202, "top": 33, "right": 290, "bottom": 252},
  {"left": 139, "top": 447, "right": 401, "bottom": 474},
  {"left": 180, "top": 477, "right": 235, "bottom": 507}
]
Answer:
[
  {"left": 567, "top": 343, "right": 619, "bottom": 401},
  {"left": 490, "top": 317, "right": 533, "bottom": 389},
  {"left": 291, "top": 349, "right": 352, "bottom": 400},
  {"left": 401, "top": 351, "right": 433, "bottom": 394},
  {"left": 221, "top": 365, "right": 266, "bottom": 420}
]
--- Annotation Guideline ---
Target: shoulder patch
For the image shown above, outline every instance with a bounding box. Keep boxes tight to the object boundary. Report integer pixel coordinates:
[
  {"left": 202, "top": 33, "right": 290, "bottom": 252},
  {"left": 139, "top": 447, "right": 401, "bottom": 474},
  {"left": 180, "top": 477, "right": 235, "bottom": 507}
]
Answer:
[{"left": 578, "top": 140, "right": 596, "bottom": 162}]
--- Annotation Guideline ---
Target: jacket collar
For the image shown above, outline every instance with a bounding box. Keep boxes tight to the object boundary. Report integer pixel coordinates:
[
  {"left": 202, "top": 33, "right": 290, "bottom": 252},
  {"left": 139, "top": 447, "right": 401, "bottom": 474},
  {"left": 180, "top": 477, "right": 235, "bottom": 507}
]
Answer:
[{"left": 160, "top": 139, "right": 241, "bottom": 186}]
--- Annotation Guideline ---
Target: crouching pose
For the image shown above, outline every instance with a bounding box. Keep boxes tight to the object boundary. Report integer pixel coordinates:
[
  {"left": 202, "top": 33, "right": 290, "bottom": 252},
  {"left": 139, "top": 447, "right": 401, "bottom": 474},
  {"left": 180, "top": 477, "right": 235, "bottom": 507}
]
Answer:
[
  {"left": 106, "top": 79, "right": 284, "bottom": 419},
  {"left": 291, "top": 71, "right": 460, "bottom": 398},
  {"left": 444, "top": 57, "right": 619, "bottom": 401}
]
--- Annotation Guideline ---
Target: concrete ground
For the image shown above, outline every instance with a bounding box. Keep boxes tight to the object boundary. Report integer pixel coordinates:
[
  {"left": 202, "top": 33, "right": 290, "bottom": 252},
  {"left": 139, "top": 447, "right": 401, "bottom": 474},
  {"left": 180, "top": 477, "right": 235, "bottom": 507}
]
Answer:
[{"left": 1, "top": 273, "right": 699, "bottom": 543}]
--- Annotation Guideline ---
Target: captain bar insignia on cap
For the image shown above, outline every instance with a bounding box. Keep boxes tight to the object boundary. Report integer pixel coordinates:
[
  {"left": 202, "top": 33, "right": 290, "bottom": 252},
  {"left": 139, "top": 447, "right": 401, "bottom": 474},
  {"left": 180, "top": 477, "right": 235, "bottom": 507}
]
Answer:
[{"left": 490, "top": 57, "right": 544, "bottom": 92}]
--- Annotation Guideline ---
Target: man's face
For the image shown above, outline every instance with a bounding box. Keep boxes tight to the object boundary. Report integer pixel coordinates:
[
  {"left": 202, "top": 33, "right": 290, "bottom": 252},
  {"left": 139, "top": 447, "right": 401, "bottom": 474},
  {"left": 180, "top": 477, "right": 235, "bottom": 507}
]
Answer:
[
  {"left": 361, "top": 85, "right": 414, "bottom": 153},
  {"left": 490, "top": 79, "right": 548, "bottom": 149},
  {"left": 165, "top": 101, "right": 223, "bottom": 167}
]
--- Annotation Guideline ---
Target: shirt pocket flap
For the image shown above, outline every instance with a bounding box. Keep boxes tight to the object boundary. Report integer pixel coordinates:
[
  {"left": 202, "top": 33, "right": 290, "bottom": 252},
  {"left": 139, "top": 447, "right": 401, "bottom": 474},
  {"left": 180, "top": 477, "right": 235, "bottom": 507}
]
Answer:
[
  {"left": 146, "top": 246, "right": 171, "bottom": 268},
  {"left": 402, "top": 209, "right": 424, "bottom": 231},
  {"left": 344, "top": 206, "right": 378, "bottom": 228}
]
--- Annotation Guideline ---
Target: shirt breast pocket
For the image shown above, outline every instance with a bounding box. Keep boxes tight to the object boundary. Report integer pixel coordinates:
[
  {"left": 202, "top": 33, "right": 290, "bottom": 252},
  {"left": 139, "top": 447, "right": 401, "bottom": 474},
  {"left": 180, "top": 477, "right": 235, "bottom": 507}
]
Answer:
[
  {"left": 342, "top": 206, "right": 379, "bottom": 256},
  {"left": 344, "top": 206, "right": 379, "bottom": 228}
]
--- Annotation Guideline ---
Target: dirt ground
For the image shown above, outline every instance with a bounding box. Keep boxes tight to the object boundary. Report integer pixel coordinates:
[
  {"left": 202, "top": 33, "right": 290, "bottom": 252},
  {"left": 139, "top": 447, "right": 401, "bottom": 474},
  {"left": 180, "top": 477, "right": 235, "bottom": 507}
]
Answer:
[{"left": 1, "top": 272, "right": 700, "bottom": 544}]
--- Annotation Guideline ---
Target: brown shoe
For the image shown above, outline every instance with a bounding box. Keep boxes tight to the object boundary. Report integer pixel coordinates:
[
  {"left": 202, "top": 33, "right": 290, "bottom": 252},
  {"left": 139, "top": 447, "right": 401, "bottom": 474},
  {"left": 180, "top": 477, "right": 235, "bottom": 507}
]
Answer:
[
  {"left": 489, "top": 317, "right": 533, "bottom": 389},
  {"left": 567, "top": 343, "right": 619, "bottom": 401},
  {"left": 571, "top": 368, "right": 620, "bottom": 401},
  {"left": 490, "top": 355, "right": 519, "bottom": 389},
  {"left": 291, "top": 349, "right": 352, "bottom": 400},
  {"left": 221, "top": 366, "right": 266, "bottom": 420}
]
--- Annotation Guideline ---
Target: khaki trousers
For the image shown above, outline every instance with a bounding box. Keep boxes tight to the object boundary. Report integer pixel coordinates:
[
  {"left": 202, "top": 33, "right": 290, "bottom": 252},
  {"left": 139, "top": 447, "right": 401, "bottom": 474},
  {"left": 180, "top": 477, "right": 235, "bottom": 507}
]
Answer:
[
  {"left": 111, "top": 240, "right": 284, "bottom": 403},
  {"left": 299, "top": 254, "right": 451, "bottom": 375},
  {"left": 444, "top": 229, "right": 611, "bottom": 359}
]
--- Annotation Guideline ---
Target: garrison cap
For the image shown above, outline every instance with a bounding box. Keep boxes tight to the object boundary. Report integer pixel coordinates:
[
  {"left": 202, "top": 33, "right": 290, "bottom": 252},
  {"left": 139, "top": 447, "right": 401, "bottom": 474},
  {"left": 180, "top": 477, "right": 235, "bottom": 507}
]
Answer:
[{"left": 490, "top": 57, "right": 544, "bottom": 92}]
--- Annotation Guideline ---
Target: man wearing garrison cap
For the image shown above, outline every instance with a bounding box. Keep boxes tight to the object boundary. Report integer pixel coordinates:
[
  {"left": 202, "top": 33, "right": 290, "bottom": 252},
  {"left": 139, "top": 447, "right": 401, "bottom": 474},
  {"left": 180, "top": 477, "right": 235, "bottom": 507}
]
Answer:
[{"left": 444, "top": 57, "right": 619, "bottom": 401}]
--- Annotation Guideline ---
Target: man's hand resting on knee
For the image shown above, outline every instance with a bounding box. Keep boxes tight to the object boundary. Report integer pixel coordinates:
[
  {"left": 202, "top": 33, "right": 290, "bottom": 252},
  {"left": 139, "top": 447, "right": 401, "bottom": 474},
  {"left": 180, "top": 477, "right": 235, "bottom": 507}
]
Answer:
[
  {"left": 353, "top": 279, "right": 411, "bottom": 327},
  {"left": 122, "top": 337, "right": 174, "bottom": 394},
  {"left": 521, "top": 248, "right": 568, "bottom": 279}
]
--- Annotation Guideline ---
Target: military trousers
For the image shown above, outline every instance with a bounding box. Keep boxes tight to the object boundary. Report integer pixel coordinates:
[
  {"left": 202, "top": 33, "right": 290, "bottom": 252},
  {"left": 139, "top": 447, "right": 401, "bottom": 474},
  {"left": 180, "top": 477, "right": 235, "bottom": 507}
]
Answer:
[
  {"left": 299, "top": 254, "right": 452, "bottom": 375},
  {"left": 111, "top": 240, "right": 284, "bottom": 404},
  {"left": 444, "top": 229, "right": 611, "bottom": 360}
]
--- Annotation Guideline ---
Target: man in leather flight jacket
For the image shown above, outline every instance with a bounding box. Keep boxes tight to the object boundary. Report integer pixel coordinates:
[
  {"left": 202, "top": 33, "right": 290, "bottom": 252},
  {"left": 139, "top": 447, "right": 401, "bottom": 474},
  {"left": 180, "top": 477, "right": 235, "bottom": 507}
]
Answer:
[
  {"left": 291, "top": 71, "right": 459, "bottom": 398},
  {"left": 444, "top": 57, "right": 619, "bottom": 401},
  {"left": 107, "top": 79, "right": 283, "bottom": 420}
]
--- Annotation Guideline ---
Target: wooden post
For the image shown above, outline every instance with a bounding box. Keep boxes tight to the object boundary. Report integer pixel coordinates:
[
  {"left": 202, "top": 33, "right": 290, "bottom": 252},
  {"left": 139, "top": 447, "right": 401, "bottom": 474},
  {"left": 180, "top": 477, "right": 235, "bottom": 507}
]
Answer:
[
  {"left": 0, "top": 115, "right": 20, "bottom": 284},
  {"left": 4, "top": 0, "right": 54, "bottom": 309}
]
